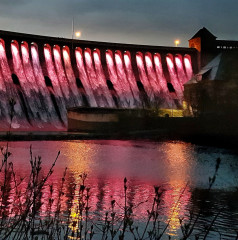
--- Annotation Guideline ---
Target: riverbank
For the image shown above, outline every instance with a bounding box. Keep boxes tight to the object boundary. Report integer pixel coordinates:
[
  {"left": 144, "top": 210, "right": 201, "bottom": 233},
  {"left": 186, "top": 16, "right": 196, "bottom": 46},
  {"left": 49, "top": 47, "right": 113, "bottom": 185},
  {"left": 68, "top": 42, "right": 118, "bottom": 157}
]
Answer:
[{"left": 0, "top": 128, "right": 238, "bottom": 150}]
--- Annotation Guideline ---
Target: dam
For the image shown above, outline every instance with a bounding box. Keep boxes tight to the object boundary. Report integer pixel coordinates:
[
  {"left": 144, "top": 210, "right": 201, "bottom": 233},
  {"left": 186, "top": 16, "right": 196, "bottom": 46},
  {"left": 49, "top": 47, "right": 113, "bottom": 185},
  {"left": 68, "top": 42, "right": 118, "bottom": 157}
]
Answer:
[{"left": 0, "top": 30, "right": 198, "bottom": 130}]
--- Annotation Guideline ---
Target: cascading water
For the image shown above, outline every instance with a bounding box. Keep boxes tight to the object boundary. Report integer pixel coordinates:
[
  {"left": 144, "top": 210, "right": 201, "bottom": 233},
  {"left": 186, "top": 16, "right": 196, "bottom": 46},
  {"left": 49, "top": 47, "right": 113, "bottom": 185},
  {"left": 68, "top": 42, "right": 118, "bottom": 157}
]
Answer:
[
  {"left": 31, "top": 43, "right": 62, "bottom": 127},
  {"left": 62, "top": 46, "right": 82, "bottom": 106},
  {"left": 145, "top": 53, "right": 161, "bottom": 98},
  {"left": 153, "top": 53, "right": 173, "bottom": 108},
  {"left": 93, "top": 48, "right": 115, "bottom": 108},
  {"left": 75, "top": 47, "right": 97, "bottom": 107},
  {"left": 136, "top": 52, "right": 154, "bottom": 102},
  {"left": 106, "top": 50, "right": 127, "bottom": 107},
  {"left": 0, "top": 66, "right": 8, "bottom": 124},
  {"left": 166, "top": 54, "right": 184, "bottom": 98},
  {"left": 175, "top": 54, "right": 188, "bottom": 85},
  {"left": 184, "top": 55, "right": 193, "bottom": 81},
  {"left": 123, "top": 51, "right": 141, "bottom": 106},
  {"left": 44, "top": 44, "right": 67, "bottom": 125},
  {"left": 21, "top": 42, "right": 49, "bottom": 124},
  {"left": 0, "top": 39, "right": 26, "bottom": 128},
  {"left": 115, "top": 50, "right": 135, "bottom": 107},
  {"left": 0, "top": 36, "right": 194, "bottom": 130}
]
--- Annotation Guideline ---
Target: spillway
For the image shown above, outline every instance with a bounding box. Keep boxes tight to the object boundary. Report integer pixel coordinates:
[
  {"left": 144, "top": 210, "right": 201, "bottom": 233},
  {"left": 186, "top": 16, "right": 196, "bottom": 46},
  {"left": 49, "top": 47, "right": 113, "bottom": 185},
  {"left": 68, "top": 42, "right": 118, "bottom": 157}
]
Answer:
[{"left": 0, "top": 30, "right": 197, "bottom": 130}]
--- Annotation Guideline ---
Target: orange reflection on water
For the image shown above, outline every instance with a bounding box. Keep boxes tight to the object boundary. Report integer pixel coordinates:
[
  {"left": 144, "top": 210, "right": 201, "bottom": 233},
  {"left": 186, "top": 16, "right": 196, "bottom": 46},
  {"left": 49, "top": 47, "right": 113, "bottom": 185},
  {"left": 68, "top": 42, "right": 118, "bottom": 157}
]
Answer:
[
  {"left": 162, "top": 142, "right": 193, "bottom": 236},
  {"left": 62, "top": 141, "right": 96, "bottom": 176}
]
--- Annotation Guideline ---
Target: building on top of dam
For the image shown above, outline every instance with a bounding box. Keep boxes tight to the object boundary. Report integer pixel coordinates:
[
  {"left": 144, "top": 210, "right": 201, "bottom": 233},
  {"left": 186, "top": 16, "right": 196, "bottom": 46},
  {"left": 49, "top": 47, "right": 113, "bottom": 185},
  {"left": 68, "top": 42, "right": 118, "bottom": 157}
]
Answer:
[
  {"left": 185, "top": 28, "right": 238, "bottom": 117},
  {"left": 189, "top": 27, "right": 238, "bottom": 68}
]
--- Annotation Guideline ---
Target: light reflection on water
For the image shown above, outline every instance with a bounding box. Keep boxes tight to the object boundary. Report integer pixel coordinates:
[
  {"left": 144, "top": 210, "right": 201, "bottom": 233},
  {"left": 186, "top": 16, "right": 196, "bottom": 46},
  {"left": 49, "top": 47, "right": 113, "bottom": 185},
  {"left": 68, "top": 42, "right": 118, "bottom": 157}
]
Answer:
[{"left": 1, "top": 140, "right": 238, "bottom": 239}]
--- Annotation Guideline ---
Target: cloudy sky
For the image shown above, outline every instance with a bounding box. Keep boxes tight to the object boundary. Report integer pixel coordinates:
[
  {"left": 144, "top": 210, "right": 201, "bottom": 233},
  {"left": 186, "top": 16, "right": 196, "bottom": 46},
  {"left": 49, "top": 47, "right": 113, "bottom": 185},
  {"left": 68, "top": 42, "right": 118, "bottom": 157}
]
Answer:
[{"left": 0, "top": 0, "right": 237, "bottom": 47}]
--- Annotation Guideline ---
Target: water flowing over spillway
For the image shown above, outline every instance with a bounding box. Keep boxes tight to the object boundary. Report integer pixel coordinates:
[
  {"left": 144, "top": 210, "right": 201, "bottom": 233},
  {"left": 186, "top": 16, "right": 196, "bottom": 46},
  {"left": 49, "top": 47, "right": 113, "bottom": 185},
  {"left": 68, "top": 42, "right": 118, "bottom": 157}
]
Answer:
[{"left": 0, "top": 34, "right": 194, "bottom": 130}]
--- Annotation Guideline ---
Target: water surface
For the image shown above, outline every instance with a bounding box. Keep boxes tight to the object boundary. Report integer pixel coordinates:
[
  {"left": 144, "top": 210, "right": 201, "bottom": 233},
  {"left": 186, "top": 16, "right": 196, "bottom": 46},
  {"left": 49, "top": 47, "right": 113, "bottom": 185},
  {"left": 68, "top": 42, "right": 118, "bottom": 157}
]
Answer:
[{"left": 2, "top": 140, "right": 238, "bottom": 239}]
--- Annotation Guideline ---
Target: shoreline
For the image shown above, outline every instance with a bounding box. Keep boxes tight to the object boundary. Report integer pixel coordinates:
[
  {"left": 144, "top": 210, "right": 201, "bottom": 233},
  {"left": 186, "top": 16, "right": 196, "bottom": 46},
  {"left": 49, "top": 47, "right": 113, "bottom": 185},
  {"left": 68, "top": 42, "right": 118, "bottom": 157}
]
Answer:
[{"left": 0, "top": 130, "right": 238, "bottom": 150}]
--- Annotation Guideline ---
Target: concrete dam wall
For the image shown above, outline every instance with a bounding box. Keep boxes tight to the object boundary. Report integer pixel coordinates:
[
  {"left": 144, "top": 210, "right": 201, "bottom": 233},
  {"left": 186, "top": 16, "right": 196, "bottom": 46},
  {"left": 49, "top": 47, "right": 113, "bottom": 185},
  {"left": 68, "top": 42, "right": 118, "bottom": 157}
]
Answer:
[{"left": 0, "top": 30, "right": 198, "bottom": 130}]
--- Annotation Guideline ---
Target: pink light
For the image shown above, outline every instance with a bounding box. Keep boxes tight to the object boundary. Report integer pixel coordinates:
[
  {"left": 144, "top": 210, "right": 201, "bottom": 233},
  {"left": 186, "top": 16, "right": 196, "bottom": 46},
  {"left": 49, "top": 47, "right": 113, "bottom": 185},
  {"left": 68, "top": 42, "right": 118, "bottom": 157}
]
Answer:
[
  {"left": 175, "top": 57, "right": 182, "bottom": 68},
  {"left": 184, "top": 55, "right": 193, "bottom": 80},
  {"left": 0, "top": 40, "right": 4, "bottom": 52},
  {"left": 136, "top": 55, "right": 143, "bottom": 67},
  {"left": 53, "top": 48, "right": 60, "bottom": 58},
  {"left": 63, "top": 49, "right": 69, "bottom": 60},
  {"left": 44, "top": 48, "right": 50, "bottom": 60},
  {"left": 84, "top": 51, "right": 92, "bottom": 64},
  {"left": 21, "top": 45, "right": 28, "bottom": 57},
  {"left": 154, "top": 57, "right": 159, "bottom": 66},
  {"left": 0, "top": 44, "right": 4, "bottom": 53},
  {"left": 106, "top": 52, "right": 113, "bottom": 66},
  {"left": 115, "top": 53, "right": 122, "bottom": 65},
  {"left": 184, "top": 57, "right": 191, "bottom": 69},
  {"left": 11, "top": 44, "right": 18, "bottom": 55},
  {"left": 31, "top": 46, "right": 37, "bottom": 59},
  {"left": 93, "top": 51, "right": 100, "bottom": 62},
  {"left": 75, "top": 50, "right": 81, "bottom": 61},
  {"left": 124, "top": 54, "right": 130, "bottom": 66},
  {"left": 154, "top": 53, "right": 162, "bottom": 70},
  {"left": 145, "top": 55, "right": 152, "bottom": 68},
  {"left": 166, "top": 56, "right": 174, "bottom": 69}
]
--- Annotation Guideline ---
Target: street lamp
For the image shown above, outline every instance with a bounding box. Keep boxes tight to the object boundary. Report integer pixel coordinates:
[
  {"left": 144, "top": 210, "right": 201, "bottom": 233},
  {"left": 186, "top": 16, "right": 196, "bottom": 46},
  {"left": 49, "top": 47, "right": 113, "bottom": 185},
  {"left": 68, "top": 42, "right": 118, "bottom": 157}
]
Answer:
[
  {"left": 174, "top": 39, "right": 180, "bottom": 47},
  {"left": 75, "top": 31, "right": 81, "bottom": 38}
]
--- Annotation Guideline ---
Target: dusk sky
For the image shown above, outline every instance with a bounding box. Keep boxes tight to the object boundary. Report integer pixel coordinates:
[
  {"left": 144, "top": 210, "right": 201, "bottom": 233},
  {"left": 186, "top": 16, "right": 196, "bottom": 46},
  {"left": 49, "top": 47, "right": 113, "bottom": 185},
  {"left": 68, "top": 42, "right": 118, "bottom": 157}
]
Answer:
[{"left": 0, "top": 0, "right": 237, "bottom": 47}]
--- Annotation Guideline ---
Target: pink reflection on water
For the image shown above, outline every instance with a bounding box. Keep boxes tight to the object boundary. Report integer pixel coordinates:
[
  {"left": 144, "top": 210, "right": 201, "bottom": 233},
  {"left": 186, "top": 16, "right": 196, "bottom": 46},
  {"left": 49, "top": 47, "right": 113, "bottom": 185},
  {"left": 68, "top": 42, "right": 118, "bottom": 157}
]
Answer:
[{"left": 0, "top": 140, "right": 194, "bottom": 239}]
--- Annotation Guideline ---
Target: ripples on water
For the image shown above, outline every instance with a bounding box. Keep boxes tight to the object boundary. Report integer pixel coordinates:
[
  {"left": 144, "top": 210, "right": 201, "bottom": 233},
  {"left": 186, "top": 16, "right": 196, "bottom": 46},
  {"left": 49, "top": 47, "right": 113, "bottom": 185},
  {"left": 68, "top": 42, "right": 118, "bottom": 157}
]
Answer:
[{"left": 0, "top": 140, "right": 238, "bottom": 239}]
